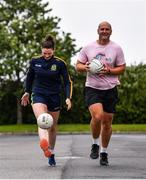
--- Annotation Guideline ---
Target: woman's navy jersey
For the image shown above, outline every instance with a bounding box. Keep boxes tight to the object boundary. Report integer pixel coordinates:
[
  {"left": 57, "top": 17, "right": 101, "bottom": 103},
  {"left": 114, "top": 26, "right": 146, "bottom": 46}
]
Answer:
[{"left": 25, "top": 55, "right": 73, "bottom": 99}]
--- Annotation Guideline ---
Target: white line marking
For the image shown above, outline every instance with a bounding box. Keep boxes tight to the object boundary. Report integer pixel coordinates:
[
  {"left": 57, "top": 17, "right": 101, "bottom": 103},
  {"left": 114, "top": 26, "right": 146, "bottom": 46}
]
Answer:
[{"left": 57, "top": 156, "right": 82, "bottom": 159}]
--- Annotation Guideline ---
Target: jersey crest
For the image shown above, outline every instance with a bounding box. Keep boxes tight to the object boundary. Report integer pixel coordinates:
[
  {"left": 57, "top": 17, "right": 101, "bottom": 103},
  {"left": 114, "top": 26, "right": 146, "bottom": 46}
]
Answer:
[{"left": 51, "top": 64, "right": 57, "bottom": 71}]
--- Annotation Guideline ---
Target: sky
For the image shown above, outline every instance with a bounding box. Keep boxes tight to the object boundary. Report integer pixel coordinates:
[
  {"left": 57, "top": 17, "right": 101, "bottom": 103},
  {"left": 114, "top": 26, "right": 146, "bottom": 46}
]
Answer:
[{"left": 48, "top": 0, "right": 146, "bottom": 66}]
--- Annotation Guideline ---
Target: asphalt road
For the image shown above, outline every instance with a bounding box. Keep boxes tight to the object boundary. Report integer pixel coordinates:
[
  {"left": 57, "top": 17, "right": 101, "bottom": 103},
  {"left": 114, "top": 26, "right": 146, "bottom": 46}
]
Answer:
[{"left": 0, "top": 134, "right": 146, "bottom": 179}]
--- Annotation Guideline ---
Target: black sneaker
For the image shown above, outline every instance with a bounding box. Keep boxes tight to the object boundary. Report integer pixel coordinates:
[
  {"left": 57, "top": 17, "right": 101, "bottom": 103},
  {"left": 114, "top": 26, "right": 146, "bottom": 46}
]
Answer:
[
  {"left": 100, "top": 152, "right": 109, "bottom": 166},
  {"left": 90, "top": 144, "right": 99, "bottom": 159}
]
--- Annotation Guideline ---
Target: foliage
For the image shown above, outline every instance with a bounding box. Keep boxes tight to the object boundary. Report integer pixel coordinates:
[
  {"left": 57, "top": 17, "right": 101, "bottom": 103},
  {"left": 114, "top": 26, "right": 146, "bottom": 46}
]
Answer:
[{"left": 115, "top": 64, "right": 146, "bottom": 124}]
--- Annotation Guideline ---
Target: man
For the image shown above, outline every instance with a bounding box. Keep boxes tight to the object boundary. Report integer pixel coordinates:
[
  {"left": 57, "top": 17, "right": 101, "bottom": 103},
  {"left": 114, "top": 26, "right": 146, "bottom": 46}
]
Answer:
[{"left": 76, "top": 21, "right": 126, "bottom": 166}]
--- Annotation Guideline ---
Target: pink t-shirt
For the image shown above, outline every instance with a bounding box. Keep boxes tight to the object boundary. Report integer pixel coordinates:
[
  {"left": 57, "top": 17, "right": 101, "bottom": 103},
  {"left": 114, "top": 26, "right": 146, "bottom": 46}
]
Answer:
[{"left": 78, "top": 41, "right": 126, "bottom": 90}]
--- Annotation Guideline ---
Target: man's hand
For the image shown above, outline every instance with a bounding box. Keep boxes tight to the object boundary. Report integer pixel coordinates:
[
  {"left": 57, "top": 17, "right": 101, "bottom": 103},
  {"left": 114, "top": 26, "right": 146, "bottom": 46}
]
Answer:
[
  {"left": 65, "top": 98, "right": 72, "bottom": 111},
  {"left": 76, "top": 61, "right": 90, "bottom": 72},
  {"left": 21, "top": 92, "right": 30, "bottom": 106},
  {"left": 99, "top": 64, "right": 111, "bottom": 75},
  {"left": 85, "top": 62, "right": 90, "bottom": 72}
]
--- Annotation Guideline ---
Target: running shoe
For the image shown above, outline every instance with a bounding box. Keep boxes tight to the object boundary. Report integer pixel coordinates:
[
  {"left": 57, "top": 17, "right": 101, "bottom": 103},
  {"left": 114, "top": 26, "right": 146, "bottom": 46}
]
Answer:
[
  {"left": 100, "top": 152, "right": 109, "bottom": 166},
  {"left": 40, "top": 139, "right": 52, "bottom": 157},
  {"left": 48, "top": 154, "right": 56, "bottom": 166},
  {"left": 90, "top": 144, "right": 99, "bottom": 159}
]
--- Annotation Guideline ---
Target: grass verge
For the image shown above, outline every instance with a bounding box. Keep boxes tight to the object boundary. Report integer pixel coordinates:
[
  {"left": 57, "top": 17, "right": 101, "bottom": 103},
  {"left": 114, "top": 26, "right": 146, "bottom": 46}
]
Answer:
[{"left": 0, "top": 124, "right": 146, "bottom": 134}]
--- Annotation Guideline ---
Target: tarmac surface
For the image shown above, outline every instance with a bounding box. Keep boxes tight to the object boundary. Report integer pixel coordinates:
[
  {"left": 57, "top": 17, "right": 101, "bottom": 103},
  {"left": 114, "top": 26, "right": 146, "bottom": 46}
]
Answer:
[{"left": 0, "top": 133, "right": 146, "bottom": 179}]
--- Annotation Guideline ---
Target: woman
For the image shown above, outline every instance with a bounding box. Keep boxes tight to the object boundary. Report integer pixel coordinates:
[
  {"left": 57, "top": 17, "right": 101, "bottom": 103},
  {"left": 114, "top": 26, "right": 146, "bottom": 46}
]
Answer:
[{"left": 21, "top": 35, "right": 72, "bottom": 166}]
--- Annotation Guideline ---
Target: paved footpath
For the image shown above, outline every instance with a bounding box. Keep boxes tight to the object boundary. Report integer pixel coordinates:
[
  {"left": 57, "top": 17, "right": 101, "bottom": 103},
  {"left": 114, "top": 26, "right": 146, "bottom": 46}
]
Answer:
[{"left": 0, "top": 134, "right": 146, "bottom": 179}]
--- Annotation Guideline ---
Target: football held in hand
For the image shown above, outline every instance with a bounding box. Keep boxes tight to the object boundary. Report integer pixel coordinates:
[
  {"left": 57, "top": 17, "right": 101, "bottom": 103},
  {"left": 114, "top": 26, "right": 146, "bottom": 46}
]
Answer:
[{"left": 89, "top": 58, "right": 104, "bottom": 74}]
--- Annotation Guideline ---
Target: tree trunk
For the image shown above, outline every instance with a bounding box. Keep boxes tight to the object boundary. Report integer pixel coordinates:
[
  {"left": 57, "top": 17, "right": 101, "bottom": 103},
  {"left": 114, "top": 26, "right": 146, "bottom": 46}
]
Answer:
[{"left": 17, "top": 96, "right": 23, "bottom": 124}]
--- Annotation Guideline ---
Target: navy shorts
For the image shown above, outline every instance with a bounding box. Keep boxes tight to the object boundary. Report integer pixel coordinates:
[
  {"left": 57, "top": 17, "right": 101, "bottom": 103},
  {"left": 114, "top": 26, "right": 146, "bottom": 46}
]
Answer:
[
  {"left": 31, "top": 93, "right": 61, "bottom": 112},
  {"left": 85, "top": 86, "right": 119, "bottom": 113}
]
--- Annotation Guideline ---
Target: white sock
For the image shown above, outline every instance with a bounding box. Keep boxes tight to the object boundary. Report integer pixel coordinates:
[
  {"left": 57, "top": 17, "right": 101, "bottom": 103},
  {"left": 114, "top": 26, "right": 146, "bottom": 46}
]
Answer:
[
  {"left": 92, "top": 138, "right": 99, "bottom": 145},
  {"left": 49, "top": 148, "right": 54, "bottom": 154},
  {"left": 100, "top": 147, "right": 107, "bottom": 153}
]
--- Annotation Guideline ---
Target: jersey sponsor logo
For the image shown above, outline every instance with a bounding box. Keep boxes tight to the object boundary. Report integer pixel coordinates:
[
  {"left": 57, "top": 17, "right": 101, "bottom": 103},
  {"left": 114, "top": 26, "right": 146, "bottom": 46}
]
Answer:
[
  {"left": 95, "top": 53, "right": 105, "bottom": 60},
  {"left": 95, "top": 53, "right": 112, "bottom": 63},
  {"left": 51, "top": 64, "right": 57, "bottom": 71},
  {"left": 35, "top": 64, "right": 42, "bottom": 67}
]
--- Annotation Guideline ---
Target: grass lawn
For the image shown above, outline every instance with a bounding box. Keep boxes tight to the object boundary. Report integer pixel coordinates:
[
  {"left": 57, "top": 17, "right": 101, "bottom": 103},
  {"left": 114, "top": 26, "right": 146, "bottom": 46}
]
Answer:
[{"left": 0, "top": 124, "right": 146, "bottom": 134}]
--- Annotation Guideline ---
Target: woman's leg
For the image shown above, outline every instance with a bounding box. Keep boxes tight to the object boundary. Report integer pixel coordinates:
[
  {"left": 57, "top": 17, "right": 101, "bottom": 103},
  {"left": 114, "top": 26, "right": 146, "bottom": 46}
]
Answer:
[
  {"left": 47, "top": 111, "right": 60, "bottom": 166},
  {"left": 32, "top": 103, "right": 48, "bottom": 140},
  {"left": 32, "top": 103, "right": 51, "bottom": 157},
  {"left": 47, "top": 111, "right": 60, "bottom": 151}
]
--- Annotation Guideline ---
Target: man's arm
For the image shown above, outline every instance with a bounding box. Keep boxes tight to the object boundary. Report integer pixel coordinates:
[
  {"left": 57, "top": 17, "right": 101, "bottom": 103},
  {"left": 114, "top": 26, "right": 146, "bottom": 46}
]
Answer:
[
  {"left": 101, "top": 64, "right": 126, "bottom": 75},
  {"left": 75, "top": 60, "right": 90, "bottom": 72},
  {"left": 108, "top": 64, "right": 126, "bottom": 75}
]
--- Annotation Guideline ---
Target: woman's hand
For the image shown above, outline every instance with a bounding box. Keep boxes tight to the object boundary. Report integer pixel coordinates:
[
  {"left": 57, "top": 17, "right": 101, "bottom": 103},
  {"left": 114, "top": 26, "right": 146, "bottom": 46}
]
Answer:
[
  {"left": 65, "top": 98, "right": 72, "bottom": 111},
  {"left": 21, "top": 92, "right": 30, "bottom": 106}
]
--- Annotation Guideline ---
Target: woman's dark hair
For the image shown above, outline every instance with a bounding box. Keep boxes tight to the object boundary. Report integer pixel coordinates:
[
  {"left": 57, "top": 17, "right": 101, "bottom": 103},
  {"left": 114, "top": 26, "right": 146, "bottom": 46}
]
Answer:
[{"left": 41, "top": 34, "right": 55, "bottom": 49}]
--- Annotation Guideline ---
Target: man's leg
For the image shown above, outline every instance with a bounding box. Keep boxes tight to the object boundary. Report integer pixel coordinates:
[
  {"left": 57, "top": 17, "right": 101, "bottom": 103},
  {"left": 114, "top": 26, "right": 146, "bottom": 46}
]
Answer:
[
  {"left": 101, "top": 112, "right": 113, "bottom": 149},
  {"left": 100, "top": 112, "right": 113, "bottom": 165},
  {"left": 89, "top": 103, "right": 103, "bottom": 159}
]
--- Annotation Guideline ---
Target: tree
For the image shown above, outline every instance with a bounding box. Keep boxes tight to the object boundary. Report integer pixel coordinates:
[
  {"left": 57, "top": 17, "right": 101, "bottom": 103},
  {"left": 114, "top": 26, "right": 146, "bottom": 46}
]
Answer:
[{"left": 0, "top": 0, "right": 78, "bottom": 124}]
